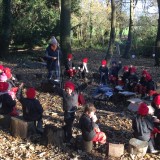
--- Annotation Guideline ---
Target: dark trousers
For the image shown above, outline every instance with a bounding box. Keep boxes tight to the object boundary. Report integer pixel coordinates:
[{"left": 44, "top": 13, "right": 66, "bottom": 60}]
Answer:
[
  {"left": 155, "top": 133, "right": 160, "bottom": 150},
  {"left": 100, "top": 73, "right": 108, "bottom": 85},
  {"left": 47, "top": 62, "right": 60, "bottom": 80},
  {"left": 63, "top": 112, "right": 75, "bottom": 142},
  {"left": 137, "top": 134, "right": 155, "bottom": 152},
  {"left": 79, "top": 71, "right": 86, "bottom": 79}
]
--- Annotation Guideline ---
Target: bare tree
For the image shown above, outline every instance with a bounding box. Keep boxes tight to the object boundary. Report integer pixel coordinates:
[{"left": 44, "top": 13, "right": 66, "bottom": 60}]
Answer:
[
  {"left": 60, "top": 0, "right": 71, "bottom": 65},
  {"left": 123, "top": 0, "right": 135, "bottom": 58},
  {"left": 106, "top": 0, "right": 116, "bottom": 62},
  {"left": 0, "top": 0, "right": 12, "bottom": 57},
  {"left": 155, "top": 0, "right": 160, "bottom": 66}
]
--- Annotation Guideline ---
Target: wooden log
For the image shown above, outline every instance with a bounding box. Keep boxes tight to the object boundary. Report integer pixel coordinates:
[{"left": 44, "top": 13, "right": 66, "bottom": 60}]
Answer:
[
  {"left": 41, "top": 124, "right": 65, "bottom": 148},
  {"left": 129, "top": 138, "right": 148, "bottom": 159},
  {"left": 108, "top": 143, "right": 124, "bottom": 158},
  {"left": 83, "top": 139, "right": 93, "bottom": 152},
  {"left": 10, "top": 116, "right": 36, "bottom": 139},
  {"left": 0, "top": 114, "right": 11, "bottom": 129}
]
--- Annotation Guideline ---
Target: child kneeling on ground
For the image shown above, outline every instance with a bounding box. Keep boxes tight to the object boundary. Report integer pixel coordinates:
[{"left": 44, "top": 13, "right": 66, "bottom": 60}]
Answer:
[
  {"left": 79, "top": 103, "right": 106, "bottom": 144},
  {"left": 17, "top": 83, "right": 44, "bottom": 134}
]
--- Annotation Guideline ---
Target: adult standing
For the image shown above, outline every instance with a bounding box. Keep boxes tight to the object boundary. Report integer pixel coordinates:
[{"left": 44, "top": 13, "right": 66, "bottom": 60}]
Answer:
[{"left": 44, "top": 36, "right": 62, "bottom": 80}]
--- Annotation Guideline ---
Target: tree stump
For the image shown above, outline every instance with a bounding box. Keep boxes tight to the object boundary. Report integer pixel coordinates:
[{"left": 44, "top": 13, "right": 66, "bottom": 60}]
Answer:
[
  {"left": 41, "top": 124, "right": 65, "bottom": 148},
  {"left": 129, "top": 138, "right": 148, "bottom": 159},
  {"left": 108, "top": 143, "right": 124, "bottom": 158},
  {"left": 10, "top": 116, "right": 36, "bottom": 139},
  {"left": 0, "top": 114, "right": 11, "bottom": 129}
]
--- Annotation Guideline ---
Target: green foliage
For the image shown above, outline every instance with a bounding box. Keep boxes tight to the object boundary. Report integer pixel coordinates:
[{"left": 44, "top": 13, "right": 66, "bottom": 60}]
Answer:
[
  {"left": 11, "top": 0, "right": 60, "bottom": 48},
  {"left": 132, "top": 15, "right": 157, "bottom": 57}
]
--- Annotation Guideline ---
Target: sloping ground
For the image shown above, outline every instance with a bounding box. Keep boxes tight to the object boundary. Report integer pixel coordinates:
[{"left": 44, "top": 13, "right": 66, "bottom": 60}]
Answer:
[{"left": 0, "top": 50, "right": 159, "bottom": 160}]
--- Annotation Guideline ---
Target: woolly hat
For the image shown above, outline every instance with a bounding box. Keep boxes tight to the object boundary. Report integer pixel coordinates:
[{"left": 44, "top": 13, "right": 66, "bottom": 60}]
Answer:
[
  {"left": 138, "top": 103, "right": 149, "bottom": 116},
  {"left": 154, "top": 95, "right": 160, "bottom": 105},
  {"left": 26, "top": 88, "right": 36, "bottom": 99},
  {"left": 0, "top": 65, "right": 4, "bottom": 72},
  {"left": 130, "top": 66, "right": 136, "bottom": 73},
  {"left": 64, "top": 81, "right": 75, "bottom": 91},
  {"left": 0, "top": 82, "right": 9, "bottom": 92},
  {"left": 123, "top": 66, "right": 129, "bottom": 71},
  {"left": 83, "top": 58, "right": 88, "bottom": 63},
  {"left": 145, "top": 73, "right": 152, "bottom": 81},
  {"left": 50, "top": 36, "right": 58, "bottom": 45},
  {"left": 3, "top": 67, "right": 12, "bottom": 79},
  {"left": 101, "top": 60, "right": 107, "bottom": 66},
  {"left": 67, "top": 54, "right": 73, "bottom": 59},
  {"left": 0, "top": 73, "right": 7, "bottom": 82}
]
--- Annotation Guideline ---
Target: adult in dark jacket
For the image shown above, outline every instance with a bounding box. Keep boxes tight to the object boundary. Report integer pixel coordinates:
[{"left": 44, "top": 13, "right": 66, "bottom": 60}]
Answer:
[
  {"left": 55, "top": 81, "right": 78, "bottom": 142},
  {"left": 17, "top": 84, "right": 43, "bottom": 133},
  {"left": 44, "top": 37, "right": 62, "bottom": 80},
  {"left": 0, "top": 82, "right": 16, "bottom": 115},
  {"left": 99, "top": 60, "right": 108, "bottom": 85},
  {"left": 132, "top": 103, "right": 158, "bottom": 153},
  {"left": 79, "top": 103, "right": 106, "bottom": 144}
]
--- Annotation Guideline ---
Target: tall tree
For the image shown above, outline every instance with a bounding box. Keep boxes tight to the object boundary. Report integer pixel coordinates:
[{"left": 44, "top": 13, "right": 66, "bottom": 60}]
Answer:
[
  {"left": 0, "top": 0, "right": 12, "bottom": 57},
  {"left": 60, "top": 0, "right": 71, "bottom": 65},
  {"left": 155, "top": 0, "right": 160, "bottom": 66},
  {"left": 105, "top": 0, "right": 116, "bottom": 62},
  {"left": 123, "top": 0, "right": 135, "bottom": 58}
]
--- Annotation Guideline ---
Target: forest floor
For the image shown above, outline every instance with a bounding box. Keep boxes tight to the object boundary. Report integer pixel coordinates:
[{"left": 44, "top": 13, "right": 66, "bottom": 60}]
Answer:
[{"left": 0, "top": 49, "right": 160, "bottom": 160}]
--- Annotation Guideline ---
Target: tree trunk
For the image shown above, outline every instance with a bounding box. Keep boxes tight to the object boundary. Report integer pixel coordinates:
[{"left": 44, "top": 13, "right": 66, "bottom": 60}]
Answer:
[
  {"left": 105, "top": 0, "right": 116, "bottom": 64},
  {"left": 123, "top": 0, "right": 135, "bottom": 59},
  {"left": 89, "top": 1, "right": 93, "bottom": 48},
  {"left": 155, "top": 0, "right": 160, "bottom": 66},
  {"left": 0, "top": 0, "right": 12, "bottom": 57},
  {"left": 60, "top": 0, "right": 71, "bottom": 65}
]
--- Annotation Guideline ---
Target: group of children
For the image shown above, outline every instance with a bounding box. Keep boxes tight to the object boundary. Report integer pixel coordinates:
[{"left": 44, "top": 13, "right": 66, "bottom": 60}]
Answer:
[
  {"left": 65, "top": 53, "right": 89, "bottom": 80},
  {"left": 0, "top": 62, "right": 106, "bottom": 147},
  {"left": 0, "top": 35, "right": 158, "bottom": 153},
  {"left": 0, "top": 65, "right": 43, "bottom": 133}
]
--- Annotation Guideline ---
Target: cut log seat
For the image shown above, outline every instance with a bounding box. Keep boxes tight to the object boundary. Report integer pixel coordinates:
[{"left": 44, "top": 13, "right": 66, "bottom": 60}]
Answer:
[
  {"left": 10, "top": 116, "right": 36, "bottom": 139},
  {"left": 40, "top": 124, "right": 65, "bottom": 148},
  {"left": 108, "top": 143, "right": 124, "bottom": 158}
]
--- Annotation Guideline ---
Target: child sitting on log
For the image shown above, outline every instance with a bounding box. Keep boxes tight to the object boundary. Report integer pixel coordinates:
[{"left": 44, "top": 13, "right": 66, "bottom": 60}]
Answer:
[
  {"left": 0, "top": 82, "right": 16, "bottom": 115},
  {"left": 78, "top": 58, "right": 89, "bottom": 80},
  {"left": 65, "top": 54, "right": 76, "bottom": 79},
  {"left": 17, "top": 83, "right": 44, "bottom": 133},
  {"left": 135, "top": 70, "right": 156, "bottom": 99},
  {"left": 127, "top": 66, "right": 138, "bottom": 91},
  {"left": 79, "top": 103, "right": 106, "bottom": 145},
  {"left": 99, "top": 60, "right": 108, "bottom": 85},
  {"left": 109, "top": 61, "right": 122, "bottom": 86},
  {"left": 121, "top": 66, "right": 130, "bottom": 86},
  {"left": 132, "top": 102, "right": 158, "bottom": 153}
]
